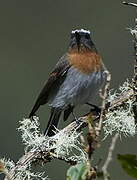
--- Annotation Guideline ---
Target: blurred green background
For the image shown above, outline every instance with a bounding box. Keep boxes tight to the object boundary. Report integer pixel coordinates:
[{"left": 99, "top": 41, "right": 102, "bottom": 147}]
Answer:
[{"left": 0, "top": 0, "right": 136, "bottom": 179}]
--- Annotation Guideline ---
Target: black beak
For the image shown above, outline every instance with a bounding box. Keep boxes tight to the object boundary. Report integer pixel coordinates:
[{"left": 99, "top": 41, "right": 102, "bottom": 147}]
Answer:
[{"left": 75, "top": 32, "right": 81, "bottom": 52}]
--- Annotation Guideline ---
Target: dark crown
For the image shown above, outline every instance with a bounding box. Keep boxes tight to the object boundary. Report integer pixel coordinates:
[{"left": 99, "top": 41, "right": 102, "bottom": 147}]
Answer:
[{"left": 69, "top": 29, "right": 96, "bottom": 51}]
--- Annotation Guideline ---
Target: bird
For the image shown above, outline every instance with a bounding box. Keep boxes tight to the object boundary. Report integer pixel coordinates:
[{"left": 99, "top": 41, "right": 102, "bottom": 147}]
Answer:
[{"left": 29, "top": 29, "right": 107, "bottom": 136}]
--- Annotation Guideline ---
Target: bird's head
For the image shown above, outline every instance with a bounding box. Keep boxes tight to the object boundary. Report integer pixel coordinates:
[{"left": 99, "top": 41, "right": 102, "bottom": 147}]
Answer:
[{"left": 69, "top": 29, "right": 96, "bottom": 52}]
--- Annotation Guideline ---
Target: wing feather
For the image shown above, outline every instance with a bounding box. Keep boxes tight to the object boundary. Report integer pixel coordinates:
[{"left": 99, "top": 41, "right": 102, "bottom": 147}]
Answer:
[{"left": 29, "top": 54, "right": 71, "bottom": 118}]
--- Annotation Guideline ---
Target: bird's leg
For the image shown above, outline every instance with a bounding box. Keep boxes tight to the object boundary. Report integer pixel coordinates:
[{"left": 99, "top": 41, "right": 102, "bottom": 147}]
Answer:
[
  {"left": 72, "top": 111, "right": 77, "bottom": 120},
  {"left": 86, "top": 103, "right": 101, "bottom": 116},
  {"left": 64, "top": 105, "right": 74, "bottom": 121}
]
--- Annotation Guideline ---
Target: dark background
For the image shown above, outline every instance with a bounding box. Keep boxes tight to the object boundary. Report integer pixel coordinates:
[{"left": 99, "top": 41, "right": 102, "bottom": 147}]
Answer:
[{"left": 0, "top": 0, "right": 136, "bottom": 179}]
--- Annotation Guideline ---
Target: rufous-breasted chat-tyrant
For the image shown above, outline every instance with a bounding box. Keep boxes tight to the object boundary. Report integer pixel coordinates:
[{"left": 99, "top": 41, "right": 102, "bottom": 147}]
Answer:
[{"left": 29, "top": 29, "right": 107, "bottom": 136}]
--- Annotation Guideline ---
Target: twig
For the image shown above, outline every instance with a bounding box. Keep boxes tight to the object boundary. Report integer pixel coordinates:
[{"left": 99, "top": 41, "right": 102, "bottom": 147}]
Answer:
[
  {"left": 130, "top": 18, "right": 137, "bottom": 120},
  {"left": 2, "top": 170, "right": 13, "bottom": 180},
  {"left": 102, "top": 133, "right": 119, "bottom": 180},
  {"left": 50, "top": 152, "right": 77, "bottom": 165},
  {"left": 123, "top": 1, "right": 137, "bottom": 7},
  {"left": 85, "top": 70, "right": 111, "bottom": 179},
  {"left": 108, "top": 89, "right": 133, "bottom": 110},
  {"left": 123, "top": 2, "right": 137, "bottom": 120},
  {"left": 97, "top": 70, "right": 111, "bottom": 136},
  {"left": 0, "top": 160, "right": 13, "bottom": 180}
]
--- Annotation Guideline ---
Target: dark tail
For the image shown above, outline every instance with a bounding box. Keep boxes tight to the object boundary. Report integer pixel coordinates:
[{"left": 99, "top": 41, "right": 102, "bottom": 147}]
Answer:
[
  {"left": 44, "top": 108, "right": 62, "bottom": 136},
  {"left": 29, "top": 102, "right": 40, "bottom": 118},
  {"left": 63, "top": 105, "right": 74, "bottom": 121}
]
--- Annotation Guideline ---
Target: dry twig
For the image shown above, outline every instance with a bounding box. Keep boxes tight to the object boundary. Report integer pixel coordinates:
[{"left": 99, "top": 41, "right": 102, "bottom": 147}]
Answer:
[
  {"left": 123, "top": 1, "right": 137, "bottom": 7},
  {"left": 102, "top": 133, "right": 119, "bottom": 180},
  {"left": 97, "top": 70, "right": 111, "bottom": 136}
]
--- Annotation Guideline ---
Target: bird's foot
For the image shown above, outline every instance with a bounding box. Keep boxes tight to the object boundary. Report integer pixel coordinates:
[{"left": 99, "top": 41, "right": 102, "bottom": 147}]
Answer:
[
  {"left": 86, "top": 103, "right": 101, "bottom": 116},
  {"left": 72, "top": 112, "right": 81, "bottom": 125}
]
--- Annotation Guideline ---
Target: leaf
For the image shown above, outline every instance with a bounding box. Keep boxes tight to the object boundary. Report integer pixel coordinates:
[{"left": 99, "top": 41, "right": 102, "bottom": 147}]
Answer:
[
  {"left": 117, "top": 154, "right": 137, "bottom": 179},
  {"left": 66, "top": 163, "right": 88, "bottom": 180}
]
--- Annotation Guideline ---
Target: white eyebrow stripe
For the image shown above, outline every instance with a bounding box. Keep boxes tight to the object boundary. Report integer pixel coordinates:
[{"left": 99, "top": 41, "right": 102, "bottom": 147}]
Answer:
[{"left": 71, "top": 29, "right": 90, "bottom": 34}]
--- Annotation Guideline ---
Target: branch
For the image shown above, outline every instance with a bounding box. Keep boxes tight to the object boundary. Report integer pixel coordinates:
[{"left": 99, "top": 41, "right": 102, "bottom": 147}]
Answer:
[
  {"left": 131, "top": 19, "right": 137, "bottom": 120},
  {"left": 4, "top": 117, "right": 88, "bottom": 180},
  {"left": 0, "top": 160, "right": 13, "bottom": 180},
  {"left": 108, "top": 89, "right": 133, "bottom": 110},
  {"left": 102, "top": 133, "right": 119, "bottom": 180},
  {"left": 2, "top": 81, "right": 135, "bottom": 180},
  {"left": 85, "top": 70, "right": 111, "bottom": 161},
  {"left": 123, "top": 1, "right": 137, "bottom": 120},
  {"left": 3, "top": 84, "right": 135, "bottom": 180}
]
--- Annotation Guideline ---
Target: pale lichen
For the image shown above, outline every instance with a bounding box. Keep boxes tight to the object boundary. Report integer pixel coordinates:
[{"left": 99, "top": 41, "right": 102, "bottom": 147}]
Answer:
[
  {"left": 0, "top": 158, "right": 48, "bottom": 180},
  {"left": 103, "top": 80, "right": 136, "bottom": 138},
  {"left": 18, "top": 116, "right": 87, "bottom": 163}
]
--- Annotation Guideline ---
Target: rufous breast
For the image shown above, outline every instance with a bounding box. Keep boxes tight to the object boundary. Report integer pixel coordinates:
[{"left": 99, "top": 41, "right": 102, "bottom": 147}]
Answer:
[{"left": 68, "top": 48, "right": 103, "bottom": 74}]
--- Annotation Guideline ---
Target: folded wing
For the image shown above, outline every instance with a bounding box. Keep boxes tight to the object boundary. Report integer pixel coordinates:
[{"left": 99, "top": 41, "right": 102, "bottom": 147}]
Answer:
[{"left": 29, "top": 54, "right": 71, "bottom": 118}]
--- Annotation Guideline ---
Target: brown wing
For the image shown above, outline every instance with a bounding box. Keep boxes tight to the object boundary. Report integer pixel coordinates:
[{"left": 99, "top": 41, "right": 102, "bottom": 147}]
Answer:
[{"left": 29, "top": 54, "right": 71, "bottom": 118}]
